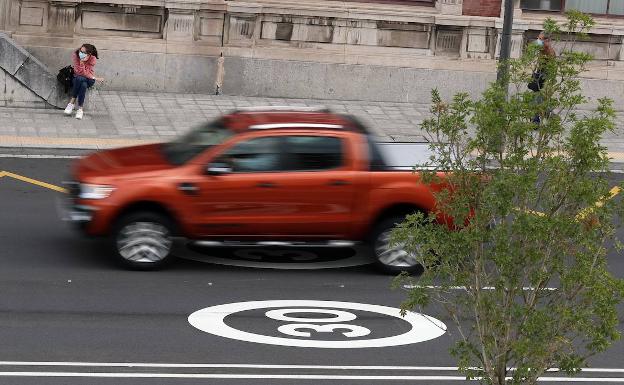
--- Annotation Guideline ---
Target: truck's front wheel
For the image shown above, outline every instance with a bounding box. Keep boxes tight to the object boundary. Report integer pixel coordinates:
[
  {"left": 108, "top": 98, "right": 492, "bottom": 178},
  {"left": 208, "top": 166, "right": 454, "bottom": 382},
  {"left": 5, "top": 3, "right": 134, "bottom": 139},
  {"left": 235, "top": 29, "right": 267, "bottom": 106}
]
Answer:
[
  {"left": 371, "top": 215, "right": 422, "bottom": 275},
  {"left": 112, "top": 211, "right": 174, "bottom": 270}
]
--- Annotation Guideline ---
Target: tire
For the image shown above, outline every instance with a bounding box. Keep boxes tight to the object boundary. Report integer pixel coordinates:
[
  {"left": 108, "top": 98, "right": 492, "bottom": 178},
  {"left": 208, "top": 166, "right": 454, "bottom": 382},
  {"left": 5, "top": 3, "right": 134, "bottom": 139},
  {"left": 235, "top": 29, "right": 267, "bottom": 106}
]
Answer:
[
  {"left": 112, "top": 211, "right": 174, "bottom": 270},
  {"left": 370, "top": 215, "right": 423, "bottom": 275}
]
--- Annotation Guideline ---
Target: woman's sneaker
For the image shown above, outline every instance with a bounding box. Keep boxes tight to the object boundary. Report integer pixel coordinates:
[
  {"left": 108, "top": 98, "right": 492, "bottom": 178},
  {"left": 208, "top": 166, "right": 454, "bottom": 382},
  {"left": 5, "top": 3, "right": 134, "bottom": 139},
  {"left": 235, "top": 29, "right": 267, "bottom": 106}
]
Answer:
[
  {"left": 75, "top": 109, "right": 84, "bottom": 120},
  {"left": 64, "top": 103, "right": 74, "bottom": 115}
]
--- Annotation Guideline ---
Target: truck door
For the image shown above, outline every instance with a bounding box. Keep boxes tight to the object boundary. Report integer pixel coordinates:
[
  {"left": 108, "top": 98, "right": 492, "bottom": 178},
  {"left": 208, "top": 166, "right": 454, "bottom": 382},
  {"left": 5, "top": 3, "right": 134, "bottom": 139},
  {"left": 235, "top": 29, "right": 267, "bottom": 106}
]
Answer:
[
  {"left": 192, "top": 135, "right": 288, "bottom": 237},
  {"left": 268, "top": 134, "right": 357, "bottom": 238}
]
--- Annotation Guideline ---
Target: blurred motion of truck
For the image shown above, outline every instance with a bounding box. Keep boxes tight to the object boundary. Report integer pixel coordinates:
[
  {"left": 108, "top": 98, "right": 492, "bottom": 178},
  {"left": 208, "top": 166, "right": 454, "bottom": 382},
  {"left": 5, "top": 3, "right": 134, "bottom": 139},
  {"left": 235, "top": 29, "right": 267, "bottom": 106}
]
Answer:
[{"left": 64, "top": 107, "right": 443, "bottom": 274}]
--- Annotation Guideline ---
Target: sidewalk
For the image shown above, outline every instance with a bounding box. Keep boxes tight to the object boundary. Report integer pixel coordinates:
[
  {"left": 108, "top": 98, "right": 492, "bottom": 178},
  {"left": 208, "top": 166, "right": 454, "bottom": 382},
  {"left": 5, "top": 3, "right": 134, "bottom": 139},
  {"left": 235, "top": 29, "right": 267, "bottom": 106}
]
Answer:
[{"left": 0, "top": 90, "right": 623, "bottom": 164}]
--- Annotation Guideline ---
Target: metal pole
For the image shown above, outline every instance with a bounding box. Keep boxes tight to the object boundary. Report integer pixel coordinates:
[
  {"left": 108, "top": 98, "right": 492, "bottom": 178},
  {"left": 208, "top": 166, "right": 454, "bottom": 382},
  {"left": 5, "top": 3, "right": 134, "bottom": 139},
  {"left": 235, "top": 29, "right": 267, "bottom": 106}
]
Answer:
[{"left": 496, "top": 0, "right": 515, "bottom": 86}]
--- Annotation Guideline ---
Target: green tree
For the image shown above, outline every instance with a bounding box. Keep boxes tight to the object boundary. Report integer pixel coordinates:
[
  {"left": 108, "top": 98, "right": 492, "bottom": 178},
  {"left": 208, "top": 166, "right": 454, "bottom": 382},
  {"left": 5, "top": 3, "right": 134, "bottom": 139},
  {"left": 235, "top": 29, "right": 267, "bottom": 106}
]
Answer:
[{"left": 393, "top": 11, "right": 624, "bottom": 385}]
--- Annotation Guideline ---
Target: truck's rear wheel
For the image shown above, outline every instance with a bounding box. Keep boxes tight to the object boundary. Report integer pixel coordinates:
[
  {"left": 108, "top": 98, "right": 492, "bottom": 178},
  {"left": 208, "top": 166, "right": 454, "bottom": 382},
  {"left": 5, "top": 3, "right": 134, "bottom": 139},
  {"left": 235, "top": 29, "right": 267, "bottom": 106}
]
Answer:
[
  {"left": 112, "top": 211, "right": 174, "bottom": 270},
  {"left": 370, "top": 215, "right": 423, "bottom": 275}
]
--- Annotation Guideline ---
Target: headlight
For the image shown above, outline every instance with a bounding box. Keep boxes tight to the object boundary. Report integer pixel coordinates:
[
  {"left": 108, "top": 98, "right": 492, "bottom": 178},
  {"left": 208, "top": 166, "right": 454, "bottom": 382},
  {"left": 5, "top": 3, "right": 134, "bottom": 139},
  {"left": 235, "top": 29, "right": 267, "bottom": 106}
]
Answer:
[{"left": 79, "top": 184, "right": 115, "bottom": 199}]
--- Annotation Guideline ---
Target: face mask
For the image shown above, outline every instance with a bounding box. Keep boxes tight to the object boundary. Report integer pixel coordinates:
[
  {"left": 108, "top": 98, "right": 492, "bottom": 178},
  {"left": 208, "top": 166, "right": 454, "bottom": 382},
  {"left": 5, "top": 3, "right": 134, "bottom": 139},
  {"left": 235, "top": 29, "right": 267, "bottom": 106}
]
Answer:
[
  {"left": 79, "top": 52, "right": 88, "bottom": 60},
  {"left": 536, "top": 39, "right": 544, "bottom": 47}
]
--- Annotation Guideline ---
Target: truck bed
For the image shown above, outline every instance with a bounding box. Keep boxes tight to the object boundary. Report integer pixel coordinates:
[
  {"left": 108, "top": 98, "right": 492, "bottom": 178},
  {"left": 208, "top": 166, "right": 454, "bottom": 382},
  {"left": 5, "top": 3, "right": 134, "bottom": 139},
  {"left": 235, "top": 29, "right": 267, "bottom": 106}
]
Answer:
[{"left": 376, "top": 142, "right": 434, "bottom": 170}]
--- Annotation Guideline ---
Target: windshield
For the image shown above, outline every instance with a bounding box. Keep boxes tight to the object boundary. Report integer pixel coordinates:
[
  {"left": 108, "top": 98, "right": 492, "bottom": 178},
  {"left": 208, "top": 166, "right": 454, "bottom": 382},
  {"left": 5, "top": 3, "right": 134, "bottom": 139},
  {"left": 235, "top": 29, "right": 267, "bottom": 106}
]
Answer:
[{"left": 161, "top": 119, "right": 233, "bottom": 165}]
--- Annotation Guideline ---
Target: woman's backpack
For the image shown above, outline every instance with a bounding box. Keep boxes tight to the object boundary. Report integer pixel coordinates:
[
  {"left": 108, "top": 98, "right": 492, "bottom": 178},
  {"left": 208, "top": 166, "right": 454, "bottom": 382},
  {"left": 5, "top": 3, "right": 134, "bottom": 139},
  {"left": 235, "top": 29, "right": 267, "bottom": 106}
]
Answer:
[
  {"left": 57, "top": 66, "right": 74, "bottom": 94},
  {"left": 528, "top": 71, "right": 545, "bottom": 92}
]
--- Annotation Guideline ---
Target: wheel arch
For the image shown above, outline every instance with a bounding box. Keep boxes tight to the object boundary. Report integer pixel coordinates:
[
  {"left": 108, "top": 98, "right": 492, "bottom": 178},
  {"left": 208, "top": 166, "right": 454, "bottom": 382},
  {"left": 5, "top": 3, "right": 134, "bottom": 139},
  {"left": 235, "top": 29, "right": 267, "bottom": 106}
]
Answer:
[
  {"left": 367, "top": 203, "right": 428, "bottom": 238},
  {"left": 111, "top": 201, "right": 181, "bottom": 236}
]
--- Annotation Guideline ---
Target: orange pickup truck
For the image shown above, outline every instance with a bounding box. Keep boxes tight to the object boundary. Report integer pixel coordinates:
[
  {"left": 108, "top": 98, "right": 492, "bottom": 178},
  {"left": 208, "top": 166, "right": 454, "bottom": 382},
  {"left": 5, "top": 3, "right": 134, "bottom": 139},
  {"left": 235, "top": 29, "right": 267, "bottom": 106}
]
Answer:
[{"left": 64, "top": 108, "right": 442, "bottom": 273}]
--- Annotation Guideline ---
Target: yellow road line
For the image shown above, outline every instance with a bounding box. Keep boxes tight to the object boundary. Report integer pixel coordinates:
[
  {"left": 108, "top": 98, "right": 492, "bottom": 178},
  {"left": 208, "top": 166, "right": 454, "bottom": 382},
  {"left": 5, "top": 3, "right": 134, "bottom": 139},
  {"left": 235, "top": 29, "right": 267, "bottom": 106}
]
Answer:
[
  {"left": 516, "top": 186, "right": 621, "bottom": 220},
  {"left": 576, "top": 185, "right": 622, "bottom": 220},
  {"left": 524, "top": 208, "right": 546, "bottom": 217},
  {"left": 0, "top": 171, "right": 67, "bottom": 193}
]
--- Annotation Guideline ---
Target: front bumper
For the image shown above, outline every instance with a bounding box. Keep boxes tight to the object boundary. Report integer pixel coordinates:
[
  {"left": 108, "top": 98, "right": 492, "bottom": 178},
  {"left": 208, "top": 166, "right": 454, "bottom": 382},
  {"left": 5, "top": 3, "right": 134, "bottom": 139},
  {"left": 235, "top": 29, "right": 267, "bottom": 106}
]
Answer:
[
  {"left": 68, "top": 204, "right": 97, "bottom": 223},
  {"left": 57, "top": 182, "right": 99, "bottom": 230},
  {"left": 56, "top": 195, "right": 97, "bottom": 225}
]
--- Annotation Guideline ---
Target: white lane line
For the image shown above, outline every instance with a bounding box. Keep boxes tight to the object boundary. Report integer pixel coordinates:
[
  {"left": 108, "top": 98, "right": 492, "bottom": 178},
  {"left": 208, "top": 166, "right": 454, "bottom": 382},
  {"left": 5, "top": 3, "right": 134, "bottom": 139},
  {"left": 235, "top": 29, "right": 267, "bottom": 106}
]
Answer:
[
  {"left": 0, "top": 373, "right": 468, "bottom": 380},
  {"left": 0, "top": 362, "right": 458, "bottom": 370},
  {"left": 404, "top": 285, "right": 559, "bottom": 291},
  {"left": 0, "top": 154, "right": 82, "bottom": 159},
  {"left": 1, "top": 363, "right": 623, "bottom": 373},
  {"left": 0, "top": 372, "right": 623, "bottom": 382}
]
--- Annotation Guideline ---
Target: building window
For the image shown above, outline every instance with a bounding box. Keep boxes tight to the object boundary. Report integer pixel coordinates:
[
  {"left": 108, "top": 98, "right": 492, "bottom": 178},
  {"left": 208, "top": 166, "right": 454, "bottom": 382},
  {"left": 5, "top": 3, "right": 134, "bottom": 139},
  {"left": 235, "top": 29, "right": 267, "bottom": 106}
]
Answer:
[
  {"left": 521, "top": 0, "right": 563, "bottom": 11},
  {"left": 566, "top": 0, "right": 607, "bottom": 13},
  {"left": 521, "top": 0, "right": 624, "bottom": 15}
]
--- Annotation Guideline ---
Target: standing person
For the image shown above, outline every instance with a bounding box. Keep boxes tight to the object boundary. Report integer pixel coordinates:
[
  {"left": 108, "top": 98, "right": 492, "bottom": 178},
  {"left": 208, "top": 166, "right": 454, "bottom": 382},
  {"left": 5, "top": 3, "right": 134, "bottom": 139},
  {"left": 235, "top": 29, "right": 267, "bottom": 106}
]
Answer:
[
  {"left": 215, "top": 53, "right": 225, "bottom": 95},
  {"left": 64, "top": 44, "right": 104, "bottom": 120},
  {"left": 530, "top": 34, "right": 556, "bottom": 124}
]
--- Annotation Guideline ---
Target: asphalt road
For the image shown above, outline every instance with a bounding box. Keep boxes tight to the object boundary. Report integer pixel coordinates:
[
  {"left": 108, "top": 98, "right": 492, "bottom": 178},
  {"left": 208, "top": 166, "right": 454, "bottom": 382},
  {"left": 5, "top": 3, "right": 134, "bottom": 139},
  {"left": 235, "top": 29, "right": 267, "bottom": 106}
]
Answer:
[{"left": 0, "top": 155, "right": 623, "bottom": 384}]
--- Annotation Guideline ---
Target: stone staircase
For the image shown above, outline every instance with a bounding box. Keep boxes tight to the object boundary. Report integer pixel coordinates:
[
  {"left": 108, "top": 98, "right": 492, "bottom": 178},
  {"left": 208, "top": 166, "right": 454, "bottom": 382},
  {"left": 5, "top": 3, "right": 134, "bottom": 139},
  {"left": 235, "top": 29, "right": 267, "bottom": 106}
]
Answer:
[{"left": 0, "top": 32, "right": 65, "bottom": 109}]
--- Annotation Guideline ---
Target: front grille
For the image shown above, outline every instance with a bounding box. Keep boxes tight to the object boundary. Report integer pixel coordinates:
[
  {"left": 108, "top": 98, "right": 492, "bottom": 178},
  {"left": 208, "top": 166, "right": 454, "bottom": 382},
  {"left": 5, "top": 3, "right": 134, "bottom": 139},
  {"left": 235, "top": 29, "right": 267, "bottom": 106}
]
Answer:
[{"left": 63, "top": 181, "right": 80, "bottom": 199}]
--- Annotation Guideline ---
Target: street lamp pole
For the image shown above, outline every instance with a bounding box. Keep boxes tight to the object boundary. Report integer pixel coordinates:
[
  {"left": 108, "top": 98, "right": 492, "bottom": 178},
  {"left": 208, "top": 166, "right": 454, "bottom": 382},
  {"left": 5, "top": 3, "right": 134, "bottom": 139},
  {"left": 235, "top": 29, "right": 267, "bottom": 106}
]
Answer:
[{"left": 497, "top": 0, "right": 515, "bottom": 87}]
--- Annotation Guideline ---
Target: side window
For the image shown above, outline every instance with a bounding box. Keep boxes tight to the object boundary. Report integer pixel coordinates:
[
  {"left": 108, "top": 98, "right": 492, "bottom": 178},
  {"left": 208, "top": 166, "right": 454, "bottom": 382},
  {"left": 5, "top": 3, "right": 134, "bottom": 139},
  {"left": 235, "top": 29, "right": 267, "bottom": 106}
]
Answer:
[
  {"left": 216, "top": 137, "right": 282, "bottom": 173},
  {"left": 284, "top": 136, "right": 343, "bottom": 171}
]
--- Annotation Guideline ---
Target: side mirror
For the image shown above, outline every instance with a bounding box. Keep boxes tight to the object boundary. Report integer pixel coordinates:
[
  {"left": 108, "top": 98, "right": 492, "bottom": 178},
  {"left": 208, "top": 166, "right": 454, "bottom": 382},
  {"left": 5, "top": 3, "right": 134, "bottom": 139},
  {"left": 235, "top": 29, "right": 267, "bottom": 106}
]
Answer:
[{"left": 206, "top": 162, "right": 232, "bottom": 176}]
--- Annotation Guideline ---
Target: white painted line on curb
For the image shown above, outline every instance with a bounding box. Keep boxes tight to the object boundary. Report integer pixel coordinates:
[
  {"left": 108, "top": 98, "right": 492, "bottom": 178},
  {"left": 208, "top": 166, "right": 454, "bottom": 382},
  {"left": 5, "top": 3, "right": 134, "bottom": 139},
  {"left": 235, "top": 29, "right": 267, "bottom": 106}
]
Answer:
[
  {"left": 1, "top": 362, "right": 623, "bottom": 373},
  {"left": 0, "top": 372, "right": 623, "bottom": 382},
  {"left": 0, "top": 154, "right": 82, "bottom": 159},
  {"left": 0, "top": 154, "right": 622, "bottom": 175}
]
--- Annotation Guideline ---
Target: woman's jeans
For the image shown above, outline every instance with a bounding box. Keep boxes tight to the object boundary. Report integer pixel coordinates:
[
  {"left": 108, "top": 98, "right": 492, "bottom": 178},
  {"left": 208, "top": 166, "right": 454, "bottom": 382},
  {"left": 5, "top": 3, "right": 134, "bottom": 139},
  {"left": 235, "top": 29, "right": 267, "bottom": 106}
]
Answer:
[{"left": 71, "top": 76, "right": 95, "bottom": 107}]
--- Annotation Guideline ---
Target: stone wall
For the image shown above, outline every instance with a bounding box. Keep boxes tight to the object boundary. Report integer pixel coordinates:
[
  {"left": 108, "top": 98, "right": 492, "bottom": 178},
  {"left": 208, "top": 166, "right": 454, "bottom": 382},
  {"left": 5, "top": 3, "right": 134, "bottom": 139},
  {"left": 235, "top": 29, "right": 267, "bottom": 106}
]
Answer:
[{"left": 0, "top": 0, "right": 623, "bottom": 103}]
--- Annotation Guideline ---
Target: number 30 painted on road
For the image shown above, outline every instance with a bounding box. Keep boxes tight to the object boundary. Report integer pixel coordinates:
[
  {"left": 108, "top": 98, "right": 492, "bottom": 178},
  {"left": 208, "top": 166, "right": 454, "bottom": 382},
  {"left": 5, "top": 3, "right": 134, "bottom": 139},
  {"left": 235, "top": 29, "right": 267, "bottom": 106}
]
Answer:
[{"left": 265, "top": 308, "right": 371, "bottom": 338}]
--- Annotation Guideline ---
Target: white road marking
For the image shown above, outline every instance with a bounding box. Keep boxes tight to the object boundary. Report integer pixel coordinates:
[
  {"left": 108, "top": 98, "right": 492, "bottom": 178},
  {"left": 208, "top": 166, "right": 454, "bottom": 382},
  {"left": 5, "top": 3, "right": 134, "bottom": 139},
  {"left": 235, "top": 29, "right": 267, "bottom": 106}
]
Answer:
[
  {"left": 0, "top": 362, "right": 460, "bottom": 369},
  {"left": 0, "top": 372, "right": 471, "bottom": 380},
  {"left": 188, "top": 300, "right": 447, "bottom": 348},
  {"left": 404, "top": 285, "right": 559, "bottom": 291},
  {"left": 1, "top": 363, "right": 623, "bottom": 373},
  {"left": 0, "top": 372, "right": 623, "bottom": 382}
]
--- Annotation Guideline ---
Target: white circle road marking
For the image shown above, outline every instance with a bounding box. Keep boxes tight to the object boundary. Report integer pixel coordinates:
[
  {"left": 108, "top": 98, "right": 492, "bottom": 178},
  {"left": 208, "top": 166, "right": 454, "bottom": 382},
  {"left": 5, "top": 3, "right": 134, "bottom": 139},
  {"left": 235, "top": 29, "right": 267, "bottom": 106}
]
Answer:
[{"left": 188, "top": 300, "right": 447, "bottom": 348}]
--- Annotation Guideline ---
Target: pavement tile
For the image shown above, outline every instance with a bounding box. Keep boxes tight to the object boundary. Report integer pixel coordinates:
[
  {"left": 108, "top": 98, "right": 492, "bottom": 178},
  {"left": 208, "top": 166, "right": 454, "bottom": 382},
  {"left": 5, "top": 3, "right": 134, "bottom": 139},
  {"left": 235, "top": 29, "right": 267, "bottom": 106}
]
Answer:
[
  {"left": 155, "top": 130, "right": 178, "bottom": 136},
  {"left": 137, "top": 132, "right": 157, "bottom": 138}
]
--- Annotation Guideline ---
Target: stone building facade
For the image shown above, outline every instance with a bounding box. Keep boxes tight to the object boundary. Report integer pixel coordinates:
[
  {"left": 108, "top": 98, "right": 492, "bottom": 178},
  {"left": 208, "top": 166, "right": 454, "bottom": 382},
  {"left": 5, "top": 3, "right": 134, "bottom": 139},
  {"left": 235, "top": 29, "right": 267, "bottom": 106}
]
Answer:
[{"left": 1, "top": 0, "right": 623, "bottom": 103}]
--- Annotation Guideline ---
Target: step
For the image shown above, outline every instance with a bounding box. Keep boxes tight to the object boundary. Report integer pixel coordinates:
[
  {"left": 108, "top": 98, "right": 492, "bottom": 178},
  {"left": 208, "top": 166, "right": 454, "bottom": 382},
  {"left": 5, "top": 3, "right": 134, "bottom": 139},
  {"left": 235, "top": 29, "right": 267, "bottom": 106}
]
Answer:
[{"left": 0, "top": 32, "right": 65, "bottom": 109}]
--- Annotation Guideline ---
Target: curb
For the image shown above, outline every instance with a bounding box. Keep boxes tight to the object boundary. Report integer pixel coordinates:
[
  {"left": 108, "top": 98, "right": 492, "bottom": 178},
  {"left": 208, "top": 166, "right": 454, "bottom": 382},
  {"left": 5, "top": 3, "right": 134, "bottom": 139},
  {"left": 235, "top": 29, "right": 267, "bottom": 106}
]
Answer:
[
  {"left": 1, "top": 136, "right": 623, "bottom": 170},
  {"left": 0, "top": 135, "right": 158, "bottom": 150}
]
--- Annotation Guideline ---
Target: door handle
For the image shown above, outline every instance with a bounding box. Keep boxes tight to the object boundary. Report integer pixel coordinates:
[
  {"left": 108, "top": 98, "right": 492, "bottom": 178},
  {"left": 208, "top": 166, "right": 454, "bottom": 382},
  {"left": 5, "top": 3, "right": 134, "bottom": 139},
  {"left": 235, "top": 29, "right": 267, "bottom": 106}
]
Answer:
[
  {"left": 328, "top": 180, "right": 351, "bottom": 186},
  {"left": 178, "top": 182, "right": 199, "bottom": 195},
  {"left": 256, "top": 182, "right": 277, "bottom": 188}
]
